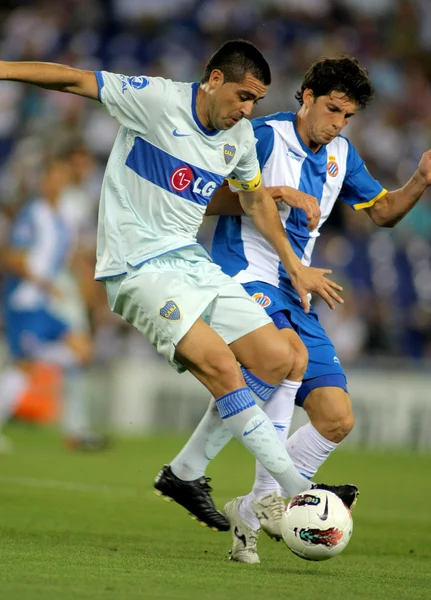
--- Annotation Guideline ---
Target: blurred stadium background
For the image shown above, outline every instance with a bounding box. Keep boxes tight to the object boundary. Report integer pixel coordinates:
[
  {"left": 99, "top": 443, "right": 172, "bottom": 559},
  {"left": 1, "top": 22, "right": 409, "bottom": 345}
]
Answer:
[{"left": 1, "top": 0, "right": 431, "bottom": 449}]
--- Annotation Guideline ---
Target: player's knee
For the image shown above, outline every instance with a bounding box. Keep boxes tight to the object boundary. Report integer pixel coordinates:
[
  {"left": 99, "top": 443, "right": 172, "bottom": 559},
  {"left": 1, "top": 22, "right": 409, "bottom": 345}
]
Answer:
[
  {"left": 333, "top": 411, "right": 354, "bottom": 443},
  {"left": 289, "top": 339, "right": 308, "bottom": 381},
  {"left": 313, "top": 410, "right": 354, "bottom": 444},
  {"left": 258, "top": 340, "right": 296, "bottom": 384},
  {"left": 204, "top": 352, "right": 243, "bottom": 391}
]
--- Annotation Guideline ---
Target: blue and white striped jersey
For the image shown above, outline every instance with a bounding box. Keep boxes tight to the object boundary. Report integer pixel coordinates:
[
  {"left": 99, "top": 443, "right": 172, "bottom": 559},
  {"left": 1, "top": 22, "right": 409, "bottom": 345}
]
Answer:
[
  {"left": 212, "top": 111, "right": 386, "bottom": 292},
  {"left": 4, "top": 198, "right": 70, "bottom": 311},
  {"left": 94, "top": 72, "right": 262, "bottom": 279}
]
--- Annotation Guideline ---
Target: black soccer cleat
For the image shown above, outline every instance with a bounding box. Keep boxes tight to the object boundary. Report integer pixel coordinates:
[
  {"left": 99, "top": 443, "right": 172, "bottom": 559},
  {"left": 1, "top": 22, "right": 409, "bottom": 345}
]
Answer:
[
  {"left": 154, "top": 465, "right": 230, "bottom": 532},
  {"left": 311, "top": 483, "right": 359, "bottom": 510}
]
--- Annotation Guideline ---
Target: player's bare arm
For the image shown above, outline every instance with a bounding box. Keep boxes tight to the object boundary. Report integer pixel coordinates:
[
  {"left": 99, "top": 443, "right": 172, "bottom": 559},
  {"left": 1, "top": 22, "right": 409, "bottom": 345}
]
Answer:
[
  {"left": 0, "top": 61, "right": 99, "bottom": 100},
  {"left": 0, "top": 248, "right": 55, "bottom": 293},
  {"left": 266, "top": 186, "right": 321, "bottom": 231},
  {"left": 207, "top": 182, "right": 321, "bottom": 230},
  {"left": 366, "top": 150, "right": 431, "bottom": 227},
  {"left": 238, "top": 186, "right": 343, "bottom": 312}
]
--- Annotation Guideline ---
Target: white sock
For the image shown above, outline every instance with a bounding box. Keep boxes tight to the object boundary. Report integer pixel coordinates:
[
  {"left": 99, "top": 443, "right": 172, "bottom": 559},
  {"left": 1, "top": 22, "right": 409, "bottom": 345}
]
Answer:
[
  {"left": 169, "top": 389, "right": 265, "bottom": 481},
  {"left": 0, "top": 367, "right": 28, "bottom": 429},
  {"left": 240, "top": 379, "right": 300, "bottom": 528},
  {"left": 61, "top": 368, "right": 91, "bottom": 438},
  {"left": 286, "top": 422, "right": 339, "bottom": 479},
  {"left": 170, "top": 399, "right": 232, "bottom": 480},
  {"left": 216, "top": 388, "right": 312, "bottom": 498}
]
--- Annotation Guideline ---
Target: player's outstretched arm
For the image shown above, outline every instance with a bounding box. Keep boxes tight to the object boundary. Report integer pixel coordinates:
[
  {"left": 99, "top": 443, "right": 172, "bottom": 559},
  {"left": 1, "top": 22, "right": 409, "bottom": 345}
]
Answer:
[
  {"left": 238, "top": 186, "right": 343, "bottom": 312},
  {"left": 366, "top": 150, "right": 431, "bottom": 227},
  {"left": 0, "top": 61, "right": 99, "bottom": 100}
]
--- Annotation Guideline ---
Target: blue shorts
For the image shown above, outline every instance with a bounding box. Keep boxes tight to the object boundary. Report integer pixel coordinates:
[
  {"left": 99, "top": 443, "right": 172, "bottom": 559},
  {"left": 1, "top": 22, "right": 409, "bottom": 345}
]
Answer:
[
  {"left": 4, "top": 308, "right": 69, "bottom": 359},
  {"left": 242, "top": 281, "right": 347, "bottom": 406}
]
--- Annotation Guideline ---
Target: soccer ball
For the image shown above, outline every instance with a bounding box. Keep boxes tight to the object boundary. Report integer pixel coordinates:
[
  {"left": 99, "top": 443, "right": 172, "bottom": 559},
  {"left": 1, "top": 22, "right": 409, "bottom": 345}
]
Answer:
[{"left": 280, "top": 490, "right": 353, "bottom": 561}]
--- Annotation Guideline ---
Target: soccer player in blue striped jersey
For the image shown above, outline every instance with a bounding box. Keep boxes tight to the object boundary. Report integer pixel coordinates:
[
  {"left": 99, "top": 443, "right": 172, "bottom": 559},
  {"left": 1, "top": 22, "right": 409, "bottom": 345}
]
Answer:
[
  {"left": 0, "top": 42, "right": 357, "bottom": 534},
  {"left": 0, "top": 157, "right": 93, "bottom": 451},
  {"left": 169, "top": 56, "right": 431, "bottom": 562}
]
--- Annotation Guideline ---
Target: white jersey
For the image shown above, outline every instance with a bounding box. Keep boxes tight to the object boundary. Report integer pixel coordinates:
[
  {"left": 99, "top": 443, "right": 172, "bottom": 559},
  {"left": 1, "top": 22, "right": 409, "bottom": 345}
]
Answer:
[
  {"left": 212, "top": 112, "right": 386, "bottom": 292},
  {"left": 4, "top": 198, "right": 70, "bottom": 311},
  {"left": 94, "top": 72, "right": 262, "bottom": 279}
]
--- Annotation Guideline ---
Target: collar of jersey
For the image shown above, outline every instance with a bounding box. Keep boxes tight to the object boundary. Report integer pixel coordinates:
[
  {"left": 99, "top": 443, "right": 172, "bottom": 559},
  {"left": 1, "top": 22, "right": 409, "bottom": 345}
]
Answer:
[
  {"left": 191, "top": 82, "right": 220, "bottom": 137},
  {"left": 293, "top": 112, "right": 327, "bottom": 158}
]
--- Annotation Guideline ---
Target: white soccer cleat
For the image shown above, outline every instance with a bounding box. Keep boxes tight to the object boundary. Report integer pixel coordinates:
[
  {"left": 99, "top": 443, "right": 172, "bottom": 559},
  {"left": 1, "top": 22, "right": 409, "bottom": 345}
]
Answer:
[
  {"left": 224, "top": 496, "right": 260, "bottom": 564},
  {"left": 253, "top": 491, "right": 286, "bottom": 541}
]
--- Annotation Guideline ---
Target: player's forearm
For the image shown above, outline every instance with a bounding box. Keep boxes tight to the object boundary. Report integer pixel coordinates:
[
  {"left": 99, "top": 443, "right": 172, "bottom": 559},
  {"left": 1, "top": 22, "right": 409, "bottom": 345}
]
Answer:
[
  {"left": 205, "top": 185, "right": 244, "bottom": 216},
  {"left": 0, "top": 61, "right": 98, "bottom": 99},
  {"left": 240, "top": 191, "right": 301, "bottom": 276},
  {"left": 0, "top": 250, "right": 50, "bottom": 287},
  {"left": 205, "top": 185, "right": 290, "bottom": 217},
  {"left": 370, "top": 171, "right": 428, "bottom": 227}
]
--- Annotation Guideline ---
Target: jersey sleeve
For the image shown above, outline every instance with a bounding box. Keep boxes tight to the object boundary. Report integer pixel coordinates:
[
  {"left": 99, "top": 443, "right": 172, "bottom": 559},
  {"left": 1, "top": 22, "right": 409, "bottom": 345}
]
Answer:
[
  {"left": 94, "top": 71, "right": 171, "bottom": 134},
  {"left": 339, "top": 141, "right": 387, "bottom": 210},
  {"left": 252, "top": 119, "right": 275, "bottom": 171},
  {"left": 226, "top": 122, "right": 262, "bottom": 193}
]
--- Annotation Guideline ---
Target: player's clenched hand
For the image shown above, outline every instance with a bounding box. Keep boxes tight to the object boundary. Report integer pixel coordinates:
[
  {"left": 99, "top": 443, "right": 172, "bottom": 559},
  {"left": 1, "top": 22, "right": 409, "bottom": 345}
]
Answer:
[
  {"left": 271, "top": 187, "right": 320, "bottom": 231},
  {"left": 289, "top": 264, "right": 344, "bottom": 313}
]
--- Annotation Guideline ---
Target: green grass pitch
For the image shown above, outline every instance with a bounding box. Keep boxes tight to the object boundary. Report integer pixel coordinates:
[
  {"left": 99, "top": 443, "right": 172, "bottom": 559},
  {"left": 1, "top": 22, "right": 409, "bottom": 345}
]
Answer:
[{"left": 1, "top": 425, "right": 431, "bottom": 600}]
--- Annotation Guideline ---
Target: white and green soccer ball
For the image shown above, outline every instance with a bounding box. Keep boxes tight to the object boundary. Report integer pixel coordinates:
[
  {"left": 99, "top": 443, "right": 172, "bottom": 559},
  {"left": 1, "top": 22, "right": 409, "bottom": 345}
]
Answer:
[{"left": 281, "top": 489, "right": 353, "bottom": 561}]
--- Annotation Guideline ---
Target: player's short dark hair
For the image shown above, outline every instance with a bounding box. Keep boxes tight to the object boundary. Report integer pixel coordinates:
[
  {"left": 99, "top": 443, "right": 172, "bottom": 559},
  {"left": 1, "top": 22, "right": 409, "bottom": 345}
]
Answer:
[
  {"left": 201, "top": 39, "right": 271, "bottom": 86},
  {"left": 295, "top": 56, "right": 374, "bottom": 109}
]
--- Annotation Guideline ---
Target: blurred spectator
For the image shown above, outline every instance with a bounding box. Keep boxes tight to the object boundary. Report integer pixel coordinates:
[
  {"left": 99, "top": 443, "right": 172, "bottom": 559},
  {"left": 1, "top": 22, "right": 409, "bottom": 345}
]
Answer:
[{"left": 0, "top": 153, "right": 106, "bottom": 451}]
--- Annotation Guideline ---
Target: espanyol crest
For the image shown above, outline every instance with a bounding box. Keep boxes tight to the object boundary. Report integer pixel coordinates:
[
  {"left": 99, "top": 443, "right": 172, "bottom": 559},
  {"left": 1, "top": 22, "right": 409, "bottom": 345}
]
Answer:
[
  {"left": 223, "top": 143, "right": 236, "bottom": 165},
  {"left": 159, "top": 300, "right": 181, "bottom": 321}
]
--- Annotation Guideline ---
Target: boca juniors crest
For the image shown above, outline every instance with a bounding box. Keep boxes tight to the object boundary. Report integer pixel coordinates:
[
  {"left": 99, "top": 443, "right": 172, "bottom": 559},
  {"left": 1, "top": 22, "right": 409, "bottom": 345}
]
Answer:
[
  {"left": 223, "top": 143, "right": 236, "bottom": 165},
  {"left": 159, "top": 300, "right": 181, "bottom": 321}
]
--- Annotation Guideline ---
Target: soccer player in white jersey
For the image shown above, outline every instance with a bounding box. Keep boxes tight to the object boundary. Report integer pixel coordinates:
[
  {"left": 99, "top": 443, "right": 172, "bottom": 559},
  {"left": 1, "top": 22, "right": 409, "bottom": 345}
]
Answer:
[
  {"left": 0, "top": 40, "right": 357, "bottom": 530},
  {"left": 167, "top": 56, "right": 431, "bottom": 562},
  {"left": 0, "top": 157, "right": 93, "bottom": 451}
]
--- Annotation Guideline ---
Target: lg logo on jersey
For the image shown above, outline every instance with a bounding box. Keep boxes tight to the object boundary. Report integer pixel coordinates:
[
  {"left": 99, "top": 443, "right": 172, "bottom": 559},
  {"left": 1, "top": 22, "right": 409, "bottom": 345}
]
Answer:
[{"left": 170, "top": 166, "right": 217, "bottom": 197}]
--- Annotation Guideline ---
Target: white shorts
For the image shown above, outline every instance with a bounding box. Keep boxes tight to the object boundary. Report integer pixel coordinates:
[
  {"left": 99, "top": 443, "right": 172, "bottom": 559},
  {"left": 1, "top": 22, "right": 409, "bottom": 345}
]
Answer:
[{"left": 103, "top": 246, "right": 272, "bottom": 372}]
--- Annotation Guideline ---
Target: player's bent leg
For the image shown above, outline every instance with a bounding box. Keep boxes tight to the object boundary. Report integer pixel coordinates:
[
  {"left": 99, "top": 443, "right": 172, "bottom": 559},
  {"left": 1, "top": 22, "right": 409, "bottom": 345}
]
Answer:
[
  {"left": 229, "top": 322, "right": 295, "bottom": 385},
  {"left": 303, "top": 386, "right": 354, "bottom": 443},
  {"left": 0, "top": 361, "right": 30, "bottom": 453},
  {"left": 240, "top": 328, "right": 308, "bottom": 541},
  {"left": 174, "top": 318, "right": 245, "bottom": 398},
  {"left": 161, "top": 319, "right": 320, "bottom": 530},
  {"left": 252, "top": 386, "right": 357, "bottom": 542},
  {"left": 287, "top": 385, "right": 358, "bottom": 510},
  {"left": 279, "top": 328, "right": 308, "bottom": 382}
]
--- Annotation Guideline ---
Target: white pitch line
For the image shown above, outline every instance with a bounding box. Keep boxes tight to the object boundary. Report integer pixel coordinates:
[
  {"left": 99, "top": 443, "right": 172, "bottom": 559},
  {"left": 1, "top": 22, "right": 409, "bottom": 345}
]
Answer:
[{"left": 0, "top": 475, "right": 141, "bottom": 497}]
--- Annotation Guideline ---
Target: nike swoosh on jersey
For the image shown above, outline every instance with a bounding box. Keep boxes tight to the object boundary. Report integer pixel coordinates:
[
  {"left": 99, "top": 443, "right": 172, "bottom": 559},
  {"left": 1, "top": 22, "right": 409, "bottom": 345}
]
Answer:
[
  {"left": 172, "top": 128, "right": 190, "bottom": 137},
  {"left": 317, "top": 494, "right": 329, "bottom": 521},
  {"left": 243, "top": 420, "right": 264, "bottom": 436}
]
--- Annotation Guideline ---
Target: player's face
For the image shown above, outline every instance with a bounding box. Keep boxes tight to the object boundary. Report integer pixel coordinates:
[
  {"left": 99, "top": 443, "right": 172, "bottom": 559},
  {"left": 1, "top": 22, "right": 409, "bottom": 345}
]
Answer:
[
  {"left": 207, "top": 71, "right": 267, "bottom": 130},
  {"left": 42, "top": 160, "right": 72, "bottom": 200},
  {"left": 303, "top": 90, "right": 358, "bottom": 148}
]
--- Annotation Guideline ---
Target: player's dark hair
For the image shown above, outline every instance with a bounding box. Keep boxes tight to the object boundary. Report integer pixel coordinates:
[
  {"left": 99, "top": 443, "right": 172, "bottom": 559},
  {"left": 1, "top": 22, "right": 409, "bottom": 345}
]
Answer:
[
  {"left": 295, "top": 56, "right": 374, "bottom": 109},
  {"left": 202, "top": 39, "right": 271, "bottom": 86}
]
